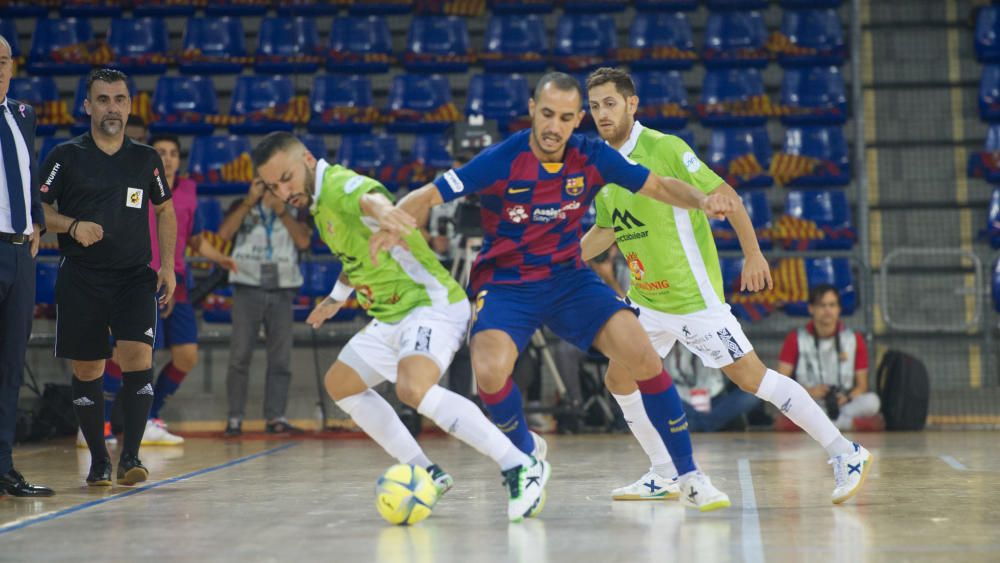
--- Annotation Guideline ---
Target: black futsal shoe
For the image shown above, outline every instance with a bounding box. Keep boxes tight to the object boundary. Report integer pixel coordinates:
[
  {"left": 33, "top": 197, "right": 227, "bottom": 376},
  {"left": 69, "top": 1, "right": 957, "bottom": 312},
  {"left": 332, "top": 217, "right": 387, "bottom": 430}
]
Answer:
[
  {"left": 87, "top": 457, "right": 113, "bottom": 487},
  {"left": 0, "top": 468, "right": 55, "bottom": 497},
  {"left": 117, "top": 453, "right": 149, "bottom": 486}
]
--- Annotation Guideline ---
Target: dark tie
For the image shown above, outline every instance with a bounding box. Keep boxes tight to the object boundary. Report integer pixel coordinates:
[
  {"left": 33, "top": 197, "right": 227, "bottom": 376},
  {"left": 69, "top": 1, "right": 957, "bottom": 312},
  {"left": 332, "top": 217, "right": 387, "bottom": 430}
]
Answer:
[{"left": 0, "top": 105, "right": 27, "bottom": 234}]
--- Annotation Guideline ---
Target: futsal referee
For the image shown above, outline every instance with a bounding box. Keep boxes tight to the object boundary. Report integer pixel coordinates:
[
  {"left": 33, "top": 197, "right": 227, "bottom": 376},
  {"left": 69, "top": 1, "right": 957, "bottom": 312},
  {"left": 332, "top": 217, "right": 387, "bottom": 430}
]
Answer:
[{"left": 40, "top": 69, "right": 176, "bottom": 487}]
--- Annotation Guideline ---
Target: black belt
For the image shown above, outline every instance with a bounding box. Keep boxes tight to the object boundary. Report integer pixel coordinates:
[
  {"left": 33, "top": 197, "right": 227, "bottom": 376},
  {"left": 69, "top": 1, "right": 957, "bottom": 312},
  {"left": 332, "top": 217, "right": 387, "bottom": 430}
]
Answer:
[{"left": 0, "top": 232, "right": 29, "bottom": 245}]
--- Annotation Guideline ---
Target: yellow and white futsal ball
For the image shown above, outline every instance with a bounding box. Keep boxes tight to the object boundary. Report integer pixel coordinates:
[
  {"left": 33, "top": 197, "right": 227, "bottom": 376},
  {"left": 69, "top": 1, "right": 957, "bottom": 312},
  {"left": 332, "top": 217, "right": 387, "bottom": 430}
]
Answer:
[{"left": 375, "top": 464, "right": 437, "bottom": 525}]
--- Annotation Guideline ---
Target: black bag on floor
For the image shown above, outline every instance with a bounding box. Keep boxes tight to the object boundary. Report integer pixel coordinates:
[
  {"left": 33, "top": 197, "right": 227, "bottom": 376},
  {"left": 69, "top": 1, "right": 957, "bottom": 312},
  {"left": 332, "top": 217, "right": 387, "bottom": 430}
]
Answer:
[
  {"left": 876, "top": 350, "right": 930, "bottom": 431},
  {"left": 31, "top": 383, "right": 78, "bottom": 440}
]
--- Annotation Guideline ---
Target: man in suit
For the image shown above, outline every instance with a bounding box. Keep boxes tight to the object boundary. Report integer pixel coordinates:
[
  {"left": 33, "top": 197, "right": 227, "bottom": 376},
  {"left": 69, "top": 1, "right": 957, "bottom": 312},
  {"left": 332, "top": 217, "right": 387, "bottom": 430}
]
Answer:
[{"left": 0, "top": 35, "right": 53, "bottom": 496}]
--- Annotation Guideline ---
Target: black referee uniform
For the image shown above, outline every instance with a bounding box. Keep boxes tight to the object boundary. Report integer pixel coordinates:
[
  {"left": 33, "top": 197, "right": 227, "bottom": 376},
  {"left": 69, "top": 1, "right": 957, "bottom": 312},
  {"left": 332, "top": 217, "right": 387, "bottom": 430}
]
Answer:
[{"left": 40, "top": 131, "right": 171, "bottom": 485}]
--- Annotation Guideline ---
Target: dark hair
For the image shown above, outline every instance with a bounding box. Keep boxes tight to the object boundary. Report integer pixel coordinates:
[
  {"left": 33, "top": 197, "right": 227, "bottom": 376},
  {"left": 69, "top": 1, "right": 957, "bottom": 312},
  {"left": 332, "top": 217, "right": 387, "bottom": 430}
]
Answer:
[
  {"left": 251, "top": 131, "right": 303, "bottom": 168},
  {"left": 808, "top": 284, "right": 841, "bottom": 306},
  {"left": 148, "top": 133, "right": 181, "bottom": 153},
  {"left": 533, "top": 72, "right": 583, "bottom": 103},
  {"left": 86, "top": 68, "right": 129, "bottom": 97},
  {"left": 585, "top": 67, "right": 636, "bottom": 99}
]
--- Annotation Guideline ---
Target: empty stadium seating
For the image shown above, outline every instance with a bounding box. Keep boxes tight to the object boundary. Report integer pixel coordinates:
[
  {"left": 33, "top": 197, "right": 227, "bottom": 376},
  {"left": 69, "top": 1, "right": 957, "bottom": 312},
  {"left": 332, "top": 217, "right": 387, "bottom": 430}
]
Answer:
[
  {"left": 187, "top": 135, "right": 253, "bottom": 195},
  {"left": 488, "top": 0, "right": 555, "bottom": 14},
  {"left": 349, "top": 1, "right": 413, "bottom": 15},
  {"left": 710, "top": 189, "right": 774, "bottom": 251},
  {"left": 205, "top": 0, "right": 270, "bottom": 17},
  {"left": 299, "top": 134, "right": 328, "bottom": 161},
  {"left": 627, "top": 11, "right": 696, "bottom": 70},
  {"left": 34, "top": 262, "right": 58, "bottom": 317},
  {"left": 992, "top": 256, "right": 1000, "bottom": 313},
  {"left": 698, "top": 67, "right": 769, "bottom": 126},
  {"left": 228, "top": 75, "right": 298, "bottom": 134},
  {"left": 8, "top": 76, "right": 65, "bottom": 136},
  {"left": 780, "top": 0, "right": 844, "bottom": 7},
  {"left": 980, "top": 64, "right": 1000, "bottom": 122},
  {"left": 180, "top": 17, "right": 247, "bottom": 75},
  {"left": 107, "top": 17, "right": 170, "bottom": 75},
  {"left": 779, "top": 126, "right": 851, "bottom": 187},
  {"left": 465, "top": 73, "right": 531, "bottom": 134},
  {"left": 776, "top": 9, "right": 847, "bottom": 66},
  {"left": 632, "top": 70, "right": 690, "bottom": 129},
  {"left": 276, "top": 0, "right": 341, "bottom": 16},
  {"left": 196, "top": 197, "right": 223, "bottom": 234},
  {"left": 0, "top": 20, "right": 21, "bottom": 58},
  {"left": 386, "top": 74, "right": 457, "bottom": 134},
  {"left": 201, "top": 284, "right": 233, "bottom": 324},
  {"left": 707, "top": 0, "right": 768, "bottom": 9},
  {"left": 636, "top": 0, "right": 698, "bottom": 9},
  {"left": 780, "top": 65, "right": 848, "bottom": 125},
  {"left": 703, "top": 10, "right": 769, "bottom": 68},
  {"left": 3, "top": 2, "right": 46, "bottom": 18},
  {"left": 707, "top": 126, "right": 774, "bottom": 188},
  {"left": 28, "top": 18, "right": 94, "bottom": 75},
  {"left": 60, "top": 1, "right": 123, "bottom": 18},
  {"left": 255, "top": 17, "right": 320, "bottom": 74},
  {"left": 784, "top": 189, "right": 855, "bottom": 249},
  {"left": 989, "top": 187, "right": 1000, "bottom": 249},
  {"left": 404, "top": 16, "right": 471, "bottom": 73},
  {"left": 337, "top": 134, "right": 404, "bottom": 191},
  {"left": 328, "top": 16, "right": 393, "bottom": 74},
  {"left": 132, "top": 0, "right": 197, "bottom": 17},
  {"left": 785, "top": 257, "right": 856, "bottom": 316},
  {"left": 307, "top": 75, "right": 376, "bottom": 134},
  {"left": 483, "top": 15, "right": 549, "bottom": 73},
  {"left": 976, "top": 6, "right": 1000, "bottom": 63},
  {"left": 553, "top": 13, "right": 618, "bottom": 72},
  {"left": 150, "top": 75, "right": 219, "bottom": 135},
  {"left": 562, "top": 0, "right": 628, "bottom": 13}
]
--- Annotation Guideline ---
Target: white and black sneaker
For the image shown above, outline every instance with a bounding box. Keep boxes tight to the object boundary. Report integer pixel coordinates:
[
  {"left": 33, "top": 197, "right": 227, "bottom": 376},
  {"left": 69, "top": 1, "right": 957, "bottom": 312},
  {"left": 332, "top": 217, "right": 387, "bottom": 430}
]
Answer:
[
  {"left": 426, "top": 463, "right": 453, "bottom": 506},
  {"left": 502, "top": 456, "right": 551, "bottom": 522},
  {"left": 612, "top": 469, "right": 680, "bottom": 501},
  {"left": 830, "top": 442, "right": 873, "bottom": 504},
  {"left": 679, "top": 472, "right": 731, "bottom": 512}
]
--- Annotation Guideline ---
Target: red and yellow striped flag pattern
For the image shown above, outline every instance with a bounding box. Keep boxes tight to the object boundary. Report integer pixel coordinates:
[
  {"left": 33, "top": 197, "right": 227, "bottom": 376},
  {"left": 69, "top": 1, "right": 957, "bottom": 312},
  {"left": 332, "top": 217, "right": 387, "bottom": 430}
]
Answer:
[
  {"left": 388, "top": 103, "right": 461, "bottom": 124},
  {"left": 769, "top": 152, "right": 822, "bottom": 185},
  {"left": 37, "top": 100, "right": 74, "bottom": 126},
  {"left": 186, "top": 230, "right": 233, "bottom": 270},
  {"left": 765, "top": 32, "right": 818, "bottom": 57},
  {"left": 729, "top": 257, "right": 808, "bottom": 321},
  {"left": 415, "top": 0, "right": 485, "bottom": 16}
]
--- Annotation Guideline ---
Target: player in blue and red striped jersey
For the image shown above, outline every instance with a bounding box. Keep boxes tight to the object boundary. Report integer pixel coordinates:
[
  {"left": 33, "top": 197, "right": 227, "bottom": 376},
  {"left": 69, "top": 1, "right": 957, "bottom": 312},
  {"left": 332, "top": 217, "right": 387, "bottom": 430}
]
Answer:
[{"left": 372, "top": 73, "right": 737, "bottom": 511}]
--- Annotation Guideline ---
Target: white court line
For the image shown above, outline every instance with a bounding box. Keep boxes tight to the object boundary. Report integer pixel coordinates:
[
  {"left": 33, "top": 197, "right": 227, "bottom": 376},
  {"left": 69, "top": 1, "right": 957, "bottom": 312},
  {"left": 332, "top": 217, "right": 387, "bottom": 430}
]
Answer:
[
  {"left": 940, "top": 455, "right": 968, "bottom": 471},
  {"left": 738, "top": 458, "right": 765, "bottom": 563}
]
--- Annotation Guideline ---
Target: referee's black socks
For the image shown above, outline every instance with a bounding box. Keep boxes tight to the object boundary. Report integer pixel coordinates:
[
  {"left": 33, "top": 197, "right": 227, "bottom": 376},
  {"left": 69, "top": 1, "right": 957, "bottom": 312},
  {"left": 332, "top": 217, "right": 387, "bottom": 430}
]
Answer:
[
  {"left": 72, "top": 376, "right": 108, "bottom": 462},
  {"left": 120, "top": 369, "right": 155, "bottom": 458}
]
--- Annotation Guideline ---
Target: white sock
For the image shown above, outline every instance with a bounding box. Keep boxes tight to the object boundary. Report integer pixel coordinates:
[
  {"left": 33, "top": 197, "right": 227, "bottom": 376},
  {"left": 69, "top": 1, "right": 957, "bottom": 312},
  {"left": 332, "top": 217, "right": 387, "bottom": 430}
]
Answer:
[
  {"left": 755, "top": 370, "right": 854, "bottom": 457},
  {"left": 612, "top": 390, "right": 677, "bottom": 477},
  {"left": 336, "top": 389, "right": 428, "bottom": 466},
  {"left": 418, "top": 385, "right": 531, "bottom": 471}
]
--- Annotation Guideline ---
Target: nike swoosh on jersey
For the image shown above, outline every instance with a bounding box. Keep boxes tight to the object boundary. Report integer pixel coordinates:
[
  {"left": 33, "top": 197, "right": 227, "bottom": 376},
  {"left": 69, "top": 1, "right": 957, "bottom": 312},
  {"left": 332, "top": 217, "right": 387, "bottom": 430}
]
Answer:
[
  {"left": 508, "top": 187, "right": 531, "bottom": 194},
  {"left": 668, "top": 416, "right": 686, "bottom": 426}
]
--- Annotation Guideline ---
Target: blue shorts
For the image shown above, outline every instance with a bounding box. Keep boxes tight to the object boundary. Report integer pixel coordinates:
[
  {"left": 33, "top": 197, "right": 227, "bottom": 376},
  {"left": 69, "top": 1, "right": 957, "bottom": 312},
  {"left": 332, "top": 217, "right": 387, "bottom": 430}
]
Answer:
[
  {"left": 154, "top": 302, "right": 198, "bottom": 350},
  {"left": 471, "top": 267, "right": 630, "bottom": 352}
]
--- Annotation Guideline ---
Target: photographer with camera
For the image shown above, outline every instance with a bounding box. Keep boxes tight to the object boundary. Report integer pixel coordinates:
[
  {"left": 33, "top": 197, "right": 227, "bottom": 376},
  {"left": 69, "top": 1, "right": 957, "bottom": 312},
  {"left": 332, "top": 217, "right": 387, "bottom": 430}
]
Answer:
[{"left": 777, "top": 284, "right": 882, "bottom": 431}]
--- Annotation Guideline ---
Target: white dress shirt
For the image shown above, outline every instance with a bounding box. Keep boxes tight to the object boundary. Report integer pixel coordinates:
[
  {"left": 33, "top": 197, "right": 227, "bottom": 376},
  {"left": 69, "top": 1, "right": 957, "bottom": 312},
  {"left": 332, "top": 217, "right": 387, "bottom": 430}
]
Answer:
[{"left": 0, "top": 97, "right": 33, "bottom": 235}]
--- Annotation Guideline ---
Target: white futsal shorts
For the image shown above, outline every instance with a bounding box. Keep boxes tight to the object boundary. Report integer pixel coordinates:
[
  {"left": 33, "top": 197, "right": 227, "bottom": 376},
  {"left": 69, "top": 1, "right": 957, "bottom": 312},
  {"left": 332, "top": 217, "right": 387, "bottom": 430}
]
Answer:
[
  {"left": 632, "top": 301, "right": 754, "bottom": 369},
  {"left": 339, "top": 300, "right": 471, "bottom": 387}
]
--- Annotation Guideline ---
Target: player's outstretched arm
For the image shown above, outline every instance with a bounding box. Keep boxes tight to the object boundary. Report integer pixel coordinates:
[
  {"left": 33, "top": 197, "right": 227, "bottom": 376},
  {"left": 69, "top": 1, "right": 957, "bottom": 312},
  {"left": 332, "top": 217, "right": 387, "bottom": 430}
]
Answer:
[
  {"left": 709, "top": 182, "right": 773, "bottom": 292},
  {"left": 581, "top": 225, "right": 616, "bottom": 262},
  {"left": 396, "top": 183, "right": 445, "bottom": 229},
  {"left": 360, "top": 191, "right": 417, "bottom": 234},
  {"left": 307, "top": 273, "right": 352, "bottom": 329},
  {"left": 638, "top": 175, "right": 735, "bottom": 218}
]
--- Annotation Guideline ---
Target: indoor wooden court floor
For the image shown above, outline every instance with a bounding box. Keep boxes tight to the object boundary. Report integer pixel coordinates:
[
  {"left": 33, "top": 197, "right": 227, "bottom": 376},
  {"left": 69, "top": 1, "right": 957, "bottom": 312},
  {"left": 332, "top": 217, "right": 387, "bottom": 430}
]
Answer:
[{"left": 1, "top": 431, "right": 998, "bottom": 562}]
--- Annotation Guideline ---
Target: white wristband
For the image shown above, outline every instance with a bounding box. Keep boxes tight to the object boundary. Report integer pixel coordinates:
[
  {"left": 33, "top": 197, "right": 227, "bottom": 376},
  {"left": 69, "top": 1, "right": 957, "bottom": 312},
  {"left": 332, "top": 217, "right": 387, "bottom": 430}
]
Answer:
[{"left": 329, "top": 280, "right": 353, "bottom": 302}]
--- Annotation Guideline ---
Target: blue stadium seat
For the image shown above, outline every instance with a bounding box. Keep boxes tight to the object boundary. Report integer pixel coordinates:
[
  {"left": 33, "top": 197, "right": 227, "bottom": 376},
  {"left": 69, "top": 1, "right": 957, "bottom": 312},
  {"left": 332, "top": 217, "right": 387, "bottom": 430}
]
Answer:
[
  {"left": 781, "top": 126, "right": 850, "bottom": 187},
  {"left": 300, "top": 261, "right": 340, "bottom": 298},
  {"left": 196, "top": 197, "right": 223, "bottom": 233},
  {"left": 150, "top": 75, "right": 219, "bottom": 136},
  {"left": 780, "top": 0, "right": 843, "bottom": 7},
  {"left": 39, "top": 137, "right": 70, "bottom": 165},
  {"left": 786, "top": 257, "right": 855, "bottom": 316},
  {"left": 308, "top": 75, "right": 376, "bottom": 134},
  {"left": 711, "top": 189, "right": 773, "bottom": 251},
  {"left": 229, "top": 75, "right": 297, "bottom": 134},
  {"left": 328, "top": 16, "right": 393, "bottom": 74},
  {"left": 202, "top": 284, "right": 233, "bottom": 323},
  {"left": 405, "top": 16, "right": 472, "bottom": 73},
  {"left": 989, "top": 187, "right": 1000, "bottom": 249},
  {"left": 703, "top": 10, "right": 769, "bottom": 68},
  {"left": 337, "top": 134, "right": 404, "bottom": 191},
  {"left": 2, "top": 2, "right": 46, "bottom": 17},
  {"left": 707, "top": 0, "right": 767, "bottom": 8},
  {"left": 386, "top": 74, "right": 457, "bottom": 134},
  {"left": 780, "top": 65, "right": 848, "bottom": 125},
  {"left": 188, "top": 135, "right": 253, "bottom": 196},
  {"left": 8, "top": 77, "right": 62, "bottom": 136},
  {"left": 708, "top": 126, "right": 774, "bottom": 189},
  {"left": 969, "top": 125, "right": 1000, "bottom": 181},
  {"left": 132, "top": 0, "right": 197, "bottom": 17},
  {"left": 28, "top": 18, "right": 93, "bottom": 75},
  {"left": 0, "top": 20, "right": 21, "bottom": 58},
  {"left": 719, "top": 257, "right": 744, "bottom": 296},
  {"left": 180, "top": 17, "right": 247, "bottom": 75},
  {"left": 698, "top": 68, "right": 768, "bottom": 126},
  {"left": 277, "top": 0, "right": 341, "bottom": 16},
  {"left": 349, "top": 1, "right": 413, "bottom": 15},
  {"left": 628, "top": 12, "right": 696, "bottom": 70},
  {"left": 562, "top": 0, "right": 628, "bottom": 12},
  {"left": 465, "top": 73, "right": 531, "bottom": 134},
  {"left": 553, "top": 13, "right": 618, "bottom": 72},
  {"left": 980, "top": 65, "right": 1000, "bottom": 122},
  {"left": 488, "top": 0, "right": 554, "bottom": 14},
  {"left": 992, "top": 256, "right": 1000, "bottom": 312},
  {"left": 777, "top": 9, "right": 846, "bottom": 66},
  {"left": 976, "top": 7, "right": 1000, "bottom": 63},
  {"left": 107, "top": 17, "right": 169, "bottom": 75},
  {"left": 72, "top": 75, "right": 139, "bottom": 135},
  {"left": 483, "top": 15, "right": 548, "bottom": 72},
  {"left": 300, "top": 134, "right": 328, "bottom": 161},
  {"left": 205, "top": 0, "right": 270, "bottom": 16},
  {"left": 255, "top": 17, "right": 321, "bottom": 74},
  {"left": 60, "top": 1, "right": 124, "bottom": 17},
  {"left": 35, "top": 262, "right": 58, "bottom": 308},
  {"left": 636, "top": 0, "right": 698, "bottom": 9},
  {"left": 632, "top": 70, "right": 689, "bottom": 129},
  {"left": 412, "top": 133, "right": 453, "bottom": 170},
  {"left": 785, "top": 189, "right": 855, "bottom": 249}
]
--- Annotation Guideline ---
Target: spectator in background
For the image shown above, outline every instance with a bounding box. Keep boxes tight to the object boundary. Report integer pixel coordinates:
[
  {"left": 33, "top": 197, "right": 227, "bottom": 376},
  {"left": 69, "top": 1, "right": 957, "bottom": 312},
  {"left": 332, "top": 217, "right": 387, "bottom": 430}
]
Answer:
[
  {"left": 217, "top": 176, "right": 312, "bottom": 436},
  {"left": 778, "top": 284, "right": 882, "bottom": 431},
  {"left": 124, "top": 115, "right": 146, "bottom": 144},
  {"left": 666, "top": 345, "right": 760, "bottom": 432}
]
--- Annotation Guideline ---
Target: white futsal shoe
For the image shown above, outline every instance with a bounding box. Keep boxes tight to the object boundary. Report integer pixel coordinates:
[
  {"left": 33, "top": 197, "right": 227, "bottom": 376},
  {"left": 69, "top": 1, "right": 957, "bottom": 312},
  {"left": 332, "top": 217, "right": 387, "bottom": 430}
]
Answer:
[
  {"left": 612, "top": 469, "right": 680, "bottom": 501},
  {"left": 141, "top": 418, "right": 185, "bottom": 446},
  {"left": 530, "top": 431, "right": 547, "bottom": 461},
  {"left": 679, "top": 472, "right": 731, "bottom": 512},
  {"left": 830, "top": 442, "right": 873, "bottom": 504},
  {"left": 503, "top": 456, "right": 551, "bottom": 523}
]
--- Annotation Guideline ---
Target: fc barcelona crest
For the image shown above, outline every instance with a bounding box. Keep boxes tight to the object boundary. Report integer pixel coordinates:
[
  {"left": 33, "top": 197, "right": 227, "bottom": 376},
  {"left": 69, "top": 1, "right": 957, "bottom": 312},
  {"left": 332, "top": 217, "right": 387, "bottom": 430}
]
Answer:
[{"left": 564, "top": 174, "right": 585, "bottom": 197}]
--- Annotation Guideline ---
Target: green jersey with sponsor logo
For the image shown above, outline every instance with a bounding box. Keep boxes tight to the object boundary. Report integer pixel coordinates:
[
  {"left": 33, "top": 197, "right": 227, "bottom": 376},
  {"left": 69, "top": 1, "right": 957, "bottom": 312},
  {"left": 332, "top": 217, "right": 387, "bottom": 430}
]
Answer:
[
  {"left": 311, "top": 161, "right": 466, "bottom": 323},
  {"left": 594, "top": 123, "right": 726, "bottom": 315}
]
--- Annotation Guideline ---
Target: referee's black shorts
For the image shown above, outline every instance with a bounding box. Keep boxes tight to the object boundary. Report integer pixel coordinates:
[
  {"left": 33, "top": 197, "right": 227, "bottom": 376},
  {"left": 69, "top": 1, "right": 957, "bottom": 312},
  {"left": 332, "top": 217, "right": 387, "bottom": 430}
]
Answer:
[{"left": 55, "top": 258, "right": 159, "bottom": 361}]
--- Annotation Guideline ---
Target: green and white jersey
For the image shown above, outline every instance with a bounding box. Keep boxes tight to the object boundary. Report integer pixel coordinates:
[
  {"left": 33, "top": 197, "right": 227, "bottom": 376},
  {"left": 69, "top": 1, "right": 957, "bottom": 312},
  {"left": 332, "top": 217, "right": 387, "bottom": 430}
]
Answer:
[
  {"left": 594, "top": 122, "right": 726, "bottom": 315},
  {"left": 310, "top": 160, "right": 466, "bottom": 323}
]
